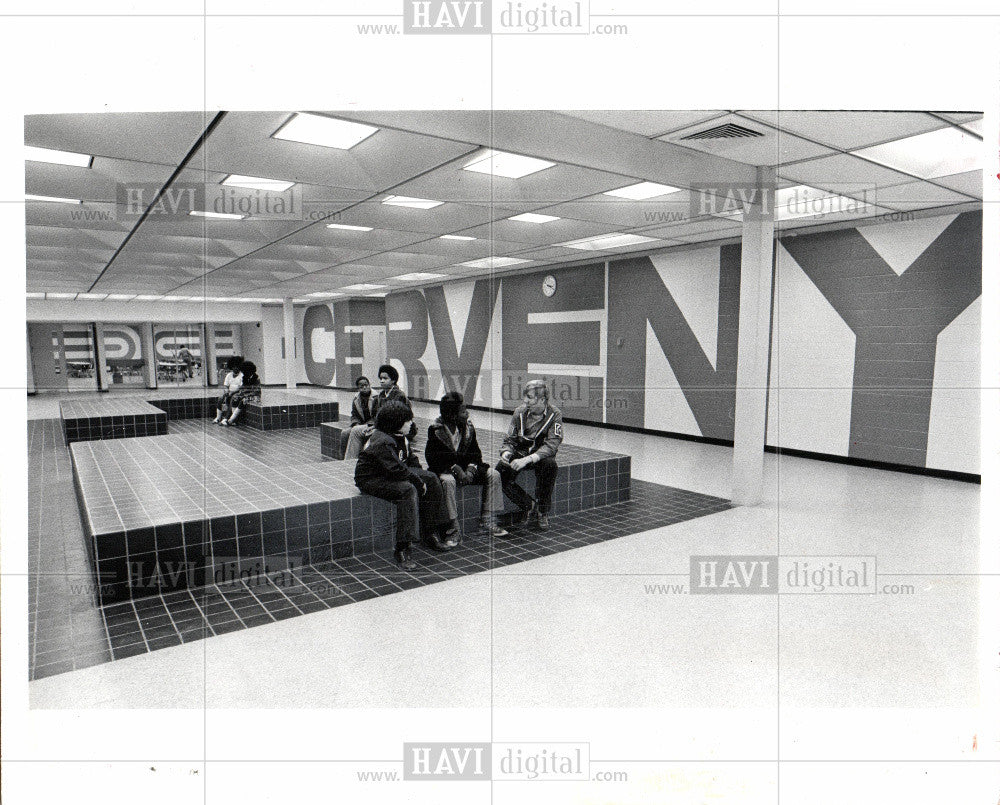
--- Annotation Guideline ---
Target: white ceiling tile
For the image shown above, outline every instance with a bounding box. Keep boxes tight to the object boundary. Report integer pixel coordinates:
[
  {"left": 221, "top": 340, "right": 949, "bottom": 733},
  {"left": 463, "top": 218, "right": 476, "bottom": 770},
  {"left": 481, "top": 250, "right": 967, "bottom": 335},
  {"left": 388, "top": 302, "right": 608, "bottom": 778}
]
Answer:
[
  {"left": 542, "top": 193, "right": 692, "bottom": 229},
  {"left": 739, "top": 110, "right": 947, "bottom": 152},
  {"left": 931, "top": 170, "right": 982, "bottom": 199},
  {"left": 25, "top": 112, "right": 213, "bottom": 165},
  {"left": 872, "top": 181, "right": 975, "bottom": 211},
  {"left": 779, "top": 152, "right": 914, "bottom": 194},
  {"left": 559, "top": 110, "right": 727, "bottom": 138}
]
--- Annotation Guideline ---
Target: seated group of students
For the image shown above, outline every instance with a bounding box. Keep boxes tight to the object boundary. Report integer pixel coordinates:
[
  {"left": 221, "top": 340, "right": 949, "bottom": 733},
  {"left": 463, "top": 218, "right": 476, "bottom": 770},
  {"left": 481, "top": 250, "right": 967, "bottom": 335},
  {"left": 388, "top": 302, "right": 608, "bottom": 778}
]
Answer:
[
  {"left": 349, "top": 364, "right": 564, "bottom": 570},
  {"left": 211, "top": 357, "right": 262, "bottom": 426}
]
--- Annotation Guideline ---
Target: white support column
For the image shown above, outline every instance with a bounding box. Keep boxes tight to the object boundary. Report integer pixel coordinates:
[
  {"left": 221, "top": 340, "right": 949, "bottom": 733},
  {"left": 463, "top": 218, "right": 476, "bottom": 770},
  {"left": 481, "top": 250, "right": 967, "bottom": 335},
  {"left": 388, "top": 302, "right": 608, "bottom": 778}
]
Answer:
[
  {"left": 732, "top": 167, "right": 776, "bottom": 505},
  {"left": 93, "top": 323, "right": 111, "bottom": 392},
  {"left": 26, "top": 325, "right": 36, "bottom": 394},
  {"left": 203, "top": 323, "right": 218, "bottom": 386},
  {"left": 283, "top": 298, "right": 296, "bottom": 390},
  {"left": 141, "top": 322, "right": 157, "bottom": 388}
]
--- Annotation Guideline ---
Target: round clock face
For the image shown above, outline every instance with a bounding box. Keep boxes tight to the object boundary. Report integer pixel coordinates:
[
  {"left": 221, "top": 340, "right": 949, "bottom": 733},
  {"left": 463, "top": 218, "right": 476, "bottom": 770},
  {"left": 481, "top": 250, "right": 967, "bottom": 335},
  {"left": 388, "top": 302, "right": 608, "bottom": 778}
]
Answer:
[{"left": 542, "top": 275, "right": 557, "bottom": 297}]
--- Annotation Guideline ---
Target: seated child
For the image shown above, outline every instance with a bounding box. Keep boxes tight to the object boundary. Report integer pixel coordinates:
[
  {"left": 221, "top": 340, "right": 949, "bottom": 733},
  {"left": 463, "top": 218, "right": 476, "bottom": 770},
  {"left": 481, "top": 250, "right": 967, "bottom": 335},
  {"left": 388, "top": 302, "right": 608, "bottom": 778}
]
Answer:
[
  {"left": 222, "top": 361, "right": 260, "bottom": 426},
  {"left": 213, "top": 355, "right": 244, "bottom": 424},
  {"left": 496, "top": 379, "right": 563, "bottom": 531},
  {"left": 354, "top": 400, "right": 456, "bottom": 569},
  {"left": 426, "top": 391, "right": 508, "bottom": 539},
  {"left": 343, "top": 375, "right": 376, "bottom": 459}
]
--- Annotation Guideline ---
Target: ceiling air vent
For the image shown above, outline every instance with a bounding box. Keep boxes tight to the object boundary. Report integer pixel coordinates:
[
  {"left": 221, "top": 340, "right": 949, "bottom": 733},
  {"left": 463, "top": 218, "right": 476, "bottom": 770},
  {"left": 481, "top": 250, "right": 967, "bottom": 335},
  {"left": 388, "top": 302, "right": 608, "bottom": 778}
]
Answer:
[{"left": 680, "top": 123, "right": 765, "bottom": 141}]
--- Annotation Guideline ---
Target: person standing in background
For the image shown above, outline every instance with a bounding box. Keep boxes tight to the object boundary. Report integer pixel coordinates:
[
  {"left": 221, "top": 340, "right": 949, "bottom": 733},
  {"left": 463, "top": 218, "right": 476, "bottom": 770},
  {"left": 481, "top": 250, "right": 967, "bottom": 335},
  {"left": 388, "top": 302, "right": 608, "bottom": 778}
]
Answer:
[{"left": 177, "top": 343, "right": 195, "bottom": 378}]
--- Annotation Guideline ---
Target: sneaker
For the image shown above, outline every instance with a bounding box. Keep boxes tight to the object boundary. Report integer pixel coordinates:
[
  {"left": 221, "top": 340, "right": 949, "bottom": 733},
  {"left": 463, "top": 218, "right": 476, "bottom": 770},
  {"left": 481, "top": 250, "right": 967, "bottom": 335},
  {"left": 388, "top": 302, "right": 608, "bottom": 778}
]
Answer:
[
  {"left": 220, "top": 420, "right": 229, "bottom": 426},
  {"left": 441, "top": 523, "right": 461, "bottom": 548},
  {"left": 536, "top": 513, "right": 550, "bottom": 531},
  {"left": 525, "top": 503, "right": 540, "bottom": 525},
  {"left": 480, "top": 520, "right": 509, "bottom": 538}
]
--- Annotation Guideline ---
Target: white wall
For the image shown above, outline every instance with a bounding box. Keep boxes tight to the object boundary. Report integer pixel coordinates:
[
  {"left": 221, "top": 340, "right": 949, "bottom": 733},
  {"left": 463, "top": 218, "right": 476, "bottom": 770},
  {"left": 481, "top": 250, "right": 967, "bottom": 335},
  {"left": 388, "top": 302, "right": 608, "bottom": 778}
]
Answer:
[
  {"left": 240, "top": 322, "right": 264, "bottom": 379},
  {"left": 766, "top": 242, "right": 856, "bottom": 456},
  {"left": 259, "top": 306, "right": 286, "bottom": 385},
  {"left": 926, "top": 298, "right": 981, "bottom": 475}
]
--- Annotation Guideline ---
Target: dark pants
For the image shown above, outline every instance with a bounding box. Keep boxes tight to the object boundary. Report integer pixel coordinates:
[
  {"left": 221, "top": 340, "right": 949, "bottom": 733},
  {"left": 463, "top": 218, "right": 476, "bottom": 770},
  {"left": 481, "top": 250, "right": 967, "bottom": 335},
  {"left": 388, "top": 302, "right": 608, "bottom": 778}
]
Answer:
[
  {"left": 359, "top": 469, "right": 448, "bottom": 549},
  {"left": 496, "top": 456, "right": 558, "bottom": 515}
]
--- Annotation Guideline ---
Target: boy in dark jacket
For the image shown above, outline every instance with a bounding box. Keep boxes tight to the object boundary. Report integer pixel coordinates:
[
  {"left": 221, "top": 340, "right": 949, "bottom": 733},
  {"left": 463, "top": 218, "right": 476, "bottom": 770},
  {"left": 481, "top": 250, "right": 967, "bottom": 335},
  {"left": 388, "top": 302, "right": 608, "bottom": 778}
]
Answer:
[
  {"left": 497, "top": 379, "right": 563, "bottom": 531},
  {"left": 371, "top": 363, "right": 418, "bottom": 440},
  {"left": 354, "top": 400, "right": 454, "bottom": 569},
  {"left": 343, "top": 375, "right": 375, "bottom": 459},
  {"left": 426, "top": 392, "right": 509, "bottom": 539}
]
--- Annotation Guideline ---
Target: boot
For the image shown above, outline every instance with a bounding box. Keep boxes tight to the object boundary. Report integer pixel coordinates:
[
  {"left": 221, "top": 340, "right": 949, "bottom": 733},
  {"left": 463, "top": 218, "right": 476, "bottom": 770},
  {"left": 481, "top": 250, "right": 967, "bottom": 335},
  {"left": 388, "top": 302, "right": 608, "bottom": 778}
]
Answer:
[
  {"left": 423, "top": 530, "right": 452, "bottom": 552},
  {"left": 393, "top": 544, "right": 417, "bottom": 570}
]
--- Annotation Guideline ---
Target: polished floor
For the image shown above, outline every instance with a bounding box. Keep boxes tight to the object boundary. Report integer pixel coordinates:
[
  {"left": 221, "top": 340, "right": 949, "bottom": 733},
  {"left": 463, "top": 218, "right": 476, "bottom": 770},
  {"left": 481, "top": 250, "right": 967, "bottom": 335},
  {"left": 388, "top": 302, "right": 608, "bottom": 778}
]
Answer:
[{"left": 23, "top": 386, "right": 986, "bottom": 768}]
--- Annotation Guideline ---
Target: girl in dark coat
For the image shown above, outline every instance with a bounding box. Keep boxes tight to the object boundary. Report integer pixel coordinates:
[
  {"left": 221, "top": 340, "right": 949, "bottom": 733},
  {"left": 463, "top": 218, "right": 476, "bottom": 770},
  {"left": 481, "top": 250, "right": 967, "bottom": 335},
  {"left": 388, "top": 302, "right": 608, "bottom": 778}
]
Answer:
[{"left": 354, "top": 401, "right": 454, "bottom": 568}]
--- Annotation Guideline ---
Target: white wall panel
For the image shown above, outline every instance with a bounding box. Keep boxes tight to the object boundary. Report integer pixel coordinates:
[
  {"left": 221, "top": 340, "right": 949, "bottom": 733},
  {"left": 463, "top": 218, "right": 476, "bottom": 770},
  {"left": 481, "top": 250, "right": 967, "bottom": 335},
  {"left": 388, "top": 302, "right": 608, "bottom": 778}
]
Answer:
[{"left": 767, "top": 243, "right": 856, "bottom": 456}]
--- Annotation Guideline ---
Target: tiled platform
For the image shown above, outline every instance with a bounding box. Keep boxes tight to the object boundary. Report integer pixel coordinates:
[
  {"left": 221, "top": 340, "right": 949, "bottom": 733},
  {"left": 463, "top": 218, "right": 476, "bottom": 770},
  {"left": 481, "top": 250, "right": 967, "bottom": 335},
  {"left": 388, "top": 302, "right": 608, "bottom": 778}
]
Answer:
[
  {"left": 243, "top": 390, "right": 338, "bottom": 431},
  {"left": 148, "top": 393, "right": 217, "bottom": 421},
  {"left": 70, "top": 424, "right": 631, "bottom": 603},
  {"left": 59, "top": 389, "right": 339, "bottom": 444},
  {"left": 319, "top": 415, "right": 434, "bottom": 460},
  {"left": 319, "top": 420, "right": 351, "bottom": 459},
  {"left": 60, "top": 399, "right": 167, "bottom": 444},
  {"left": 33, "top": 411, "right": 730, "bottom": 679}
]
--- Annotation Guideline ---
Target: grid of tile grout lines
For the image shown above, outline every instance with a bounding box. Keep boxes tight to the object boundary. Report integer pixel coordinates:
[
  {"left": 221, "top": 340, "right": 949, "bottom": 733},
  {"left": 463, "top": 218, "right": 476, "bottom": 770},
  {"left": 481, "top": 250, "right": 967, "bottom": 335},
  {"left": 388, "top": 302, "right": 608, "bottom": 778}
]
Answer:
[
  {"left": 101, "top": 480, "right": 732, "bottom": 662},
  {"left": 30, "top": 417, "right": 732, "bottom": 679}
]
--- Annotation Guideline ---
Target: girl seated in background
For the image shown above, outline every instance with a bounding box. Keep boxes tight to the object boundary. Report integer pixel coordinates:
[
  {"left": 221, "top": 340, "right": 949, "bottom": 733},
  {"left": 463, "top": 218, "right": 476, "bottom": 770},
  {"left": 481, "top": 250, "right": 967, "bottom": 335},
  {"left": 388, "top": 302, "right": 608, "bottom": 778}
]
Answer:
[
  {"left": 221, "top": 361, "right": 260, "bottom": 426},
  {"left": 212, "top": 356, "right": 244, "bottom": 424}
]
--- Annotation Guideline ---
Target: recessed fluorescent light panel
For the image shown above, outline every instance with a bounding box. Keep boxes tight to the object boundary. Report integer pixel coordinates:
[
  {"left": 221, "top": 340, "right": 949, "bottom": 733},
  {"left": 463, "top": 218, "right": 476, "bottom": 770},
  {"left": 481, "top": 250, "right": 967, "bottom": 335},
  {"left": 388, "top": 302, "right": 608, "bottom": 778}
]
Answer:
[
  {"left": 382, "top": 195, "right": 443, "bottom": 209},
  {"left": 222, "top": 174, "right": 295, "bottom": 192},
  {"left": 273, "top": 113, "right": 378, "bottom": 150},
  {"left": 46, "top": 293, "right": 77, "bottom": 299},
  {"left": 395, "top": 272, "right": 445, "bottom": 281},
  {"left": 458, "top": 257, "right": 532, "bottom": 269},
  {"left": 508, "top": 213, "right": 559, "bottom": 224},
  {"left": 105, "top": 294, "right": 136, "bottom": 300},
  {"left": 366, "top": 292, "right": 389, "bottom": 297},
  {"left": 75, "top": 293, "right": 108, "bottom": 300},
  {"left": 307, "top": 291, "right": 345, "bottom": 297},
  {"left": 25, "top": 194, "right": 81, "bottom": 205},
  {"left": 440, "top": 234, "right": 476, "bottom": 241},
  {"left": 462, "top": 149, "right": 555, "bottom": 179},
  {"left": 133, "top": 295, "right": 161, "bottom": 300},
  {"left": 341, "top": 283, "right": 386, "bottom": 291},
  {"left": 560, "top": 233, "right": 660, "bottom": 250},
  {"left": 852, "top": 127, "right": 982, "bottom": 179},
  {"left": 25, "top": 145, "right": 93, "bottom": 168},
  {"left": 189, "top": 210, "right": 246, "bottom": 220},
  {"left": 327, "top": 223, "right": 373, "bottom": 231},
  {"left": 26, "top": 292, "right": 45, "bottom": 299},
  {"left": 604, "top": 182, "right": 682, "bottom": 200}
]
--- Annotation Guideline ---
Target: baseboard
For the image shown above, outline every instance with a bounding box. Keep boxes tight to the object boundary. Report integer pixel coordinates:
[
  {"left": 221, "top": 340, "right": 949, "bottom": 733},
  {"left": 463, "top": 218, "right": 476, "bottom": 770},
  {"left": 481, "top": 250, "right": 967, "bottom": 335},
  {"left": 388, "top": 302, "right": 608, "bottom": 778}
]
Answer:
[
  {"left": 762, "top": 444, "right": 980, "bottom": 484},
  {"left": 293, "top": 384, "right": 979, "bottom": 483}
]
